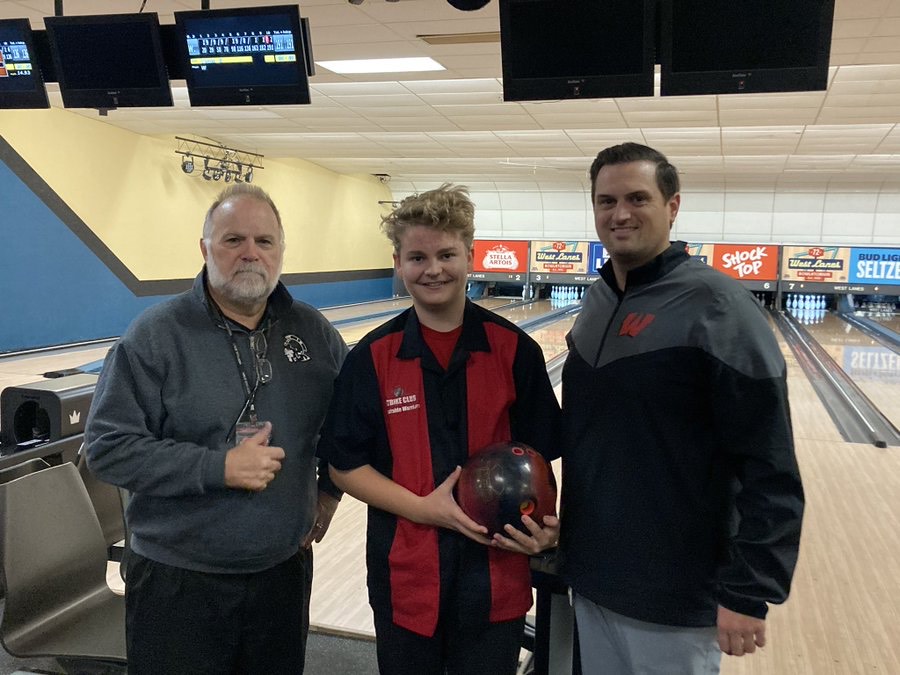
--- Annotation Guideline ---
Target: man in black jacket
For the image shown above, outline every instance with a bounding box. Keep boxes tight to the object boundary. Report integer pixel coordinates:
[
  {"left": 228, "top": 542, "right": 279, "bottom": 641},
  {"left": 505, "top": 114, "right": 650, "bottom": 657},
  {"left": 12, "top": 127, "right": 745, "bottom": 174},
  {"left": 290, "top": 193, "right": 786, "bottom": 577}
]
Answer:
[{"left": 560, "top": 143, "right": 804, "bottom": 673}]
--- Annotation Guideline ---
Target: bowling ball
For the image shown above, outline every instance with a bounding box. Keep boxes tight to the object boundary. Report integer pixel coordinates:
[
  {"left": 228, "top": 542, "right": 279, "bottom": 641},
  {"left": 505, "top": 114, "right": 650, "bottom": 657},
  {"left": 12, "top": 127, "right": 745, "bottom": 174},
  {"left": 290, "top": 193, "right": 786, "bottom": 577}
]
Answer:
[{"left": 455, "top": 441, "right": 557, "bottom": 536}]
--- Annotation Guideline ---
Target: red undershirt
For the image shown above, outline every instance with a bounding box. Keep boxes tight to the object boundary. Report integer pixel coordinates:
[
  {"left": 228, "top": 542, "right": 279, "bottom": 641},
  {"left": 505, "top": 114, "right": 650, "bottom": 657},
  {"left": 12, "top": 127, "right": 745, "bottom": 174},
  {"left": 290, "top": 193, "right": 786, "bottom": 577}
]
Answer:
[{"left": 420, "top": 323, "right": 463, "bottom": 370}]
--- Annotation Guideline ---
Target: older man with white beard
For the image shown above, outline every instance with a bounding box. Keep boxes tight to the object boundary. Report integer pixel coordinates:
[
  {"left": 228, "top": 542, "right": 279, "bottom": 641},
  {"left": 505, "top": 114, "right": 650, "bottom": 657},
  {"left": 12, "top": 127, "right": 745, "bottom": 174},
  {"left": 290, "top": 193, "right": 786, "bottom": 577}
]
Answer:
[{"left": 85, "top": 184, "right": 348, "bottom": 675}]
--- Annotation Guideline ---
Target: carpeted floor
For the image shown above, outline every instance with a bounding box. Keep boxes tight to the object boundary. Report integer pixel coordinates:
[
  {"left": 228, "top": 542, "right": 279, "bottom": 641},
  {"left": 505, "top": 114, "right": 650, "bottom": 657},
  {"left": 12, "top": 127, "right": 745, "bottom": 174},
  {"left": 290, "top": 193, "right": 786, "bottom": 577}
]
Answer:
[{"left": 0, "top": 629, "right": 379, "bottom": 675}]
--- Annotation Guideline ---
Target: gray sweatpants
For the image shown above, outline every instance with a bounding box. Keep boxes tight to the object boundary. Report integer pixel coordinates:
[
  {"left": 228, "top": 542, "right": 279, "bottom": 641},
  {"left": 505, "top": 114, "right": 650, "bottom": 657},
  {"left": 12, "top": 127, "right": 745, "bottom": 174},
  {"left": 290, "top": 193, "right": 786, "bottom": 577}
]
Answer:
[{"left": 573, "top": 594, "right": 721, "bottom": 674}]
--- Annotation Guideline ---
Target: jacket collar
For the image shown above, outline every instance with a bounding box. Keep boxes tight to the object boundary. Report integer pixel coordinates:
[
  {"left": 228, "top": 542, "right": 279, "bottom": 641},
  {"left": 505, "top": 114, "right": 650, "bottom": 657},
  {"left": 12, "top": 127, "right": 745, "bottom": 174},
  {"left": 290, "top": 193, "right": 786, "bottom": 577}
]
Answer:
[{"left": 600, "top": 241, "right": 689, "bottom": 295}]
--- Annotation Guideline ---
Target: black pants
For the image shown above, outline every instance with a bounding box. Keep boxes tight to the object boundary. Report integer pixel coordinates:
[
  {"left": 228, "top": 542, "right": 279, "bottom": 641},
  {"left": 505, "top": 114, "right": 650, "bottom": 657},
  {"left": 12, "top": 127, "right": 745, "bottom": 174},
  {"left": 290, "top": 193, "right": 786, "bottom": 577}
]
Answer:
[
  {"left": 373, "top": 611, "right": 525, "bottom": 675},
  {"left": 125, "top": 548, "right": 313, "bottom": 675}
]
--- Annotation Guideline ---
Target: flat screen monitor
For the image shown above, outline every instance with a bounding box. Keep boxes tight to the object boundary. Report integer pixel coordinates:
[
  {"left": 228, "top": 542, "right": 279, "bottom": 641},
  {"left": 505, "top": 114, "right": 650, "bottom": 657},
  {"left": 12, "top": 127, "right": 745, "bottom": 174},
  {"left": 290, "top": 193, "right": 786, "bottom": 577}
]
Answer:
[
  {"left": 174, "top": 5, "right": 310, "bottom": 106},
  {"left": 0, "top": 18, "right": 49, "bottom": 109},
  {"left": 44, "top": 12, "right": 172, "bottom": 109},
  {"left": 660, "top": 0, "right": 835, "bottom": 96},
  {"left": 499, "top": 0, "right": 655, "bottom": 102}
]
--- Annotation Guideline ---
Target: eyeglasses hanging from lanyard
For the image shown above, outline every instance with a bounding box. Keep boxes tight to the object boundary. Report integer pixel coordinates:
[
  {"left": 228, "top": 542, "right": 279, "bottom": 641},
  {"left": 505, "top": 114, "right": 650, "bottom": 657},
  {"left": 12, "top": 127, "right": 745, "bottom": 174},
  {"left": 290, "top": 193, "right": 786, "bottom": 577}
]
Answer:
[
  {"left": 223, "top": 324, "right": 273, "bottom": 444},
  {"left": 250, "top": 331, "right": 273, "bottom": 385}
]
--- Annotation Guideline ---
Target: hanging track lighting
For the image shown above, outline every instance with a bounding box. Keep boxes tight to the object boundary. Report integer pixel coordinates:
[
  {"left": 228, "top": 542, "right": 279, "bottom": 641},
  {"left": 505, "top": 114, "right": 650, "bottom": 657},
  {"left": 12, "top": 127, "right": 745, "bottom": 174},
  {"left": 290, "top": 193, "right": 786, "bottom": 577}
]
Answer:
[{"left": 175, "top": 136, "right": 264, "bottom": 183}]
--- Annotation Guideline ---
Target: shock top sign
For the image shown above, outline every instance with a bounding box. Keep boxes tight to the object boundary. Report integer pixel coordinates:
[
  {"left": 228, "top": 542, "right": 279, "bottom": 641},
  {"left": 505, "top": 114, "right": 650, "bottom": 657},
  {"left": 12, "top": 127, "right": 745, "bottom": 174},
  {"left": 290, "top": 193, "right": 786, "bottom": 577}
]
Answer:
[{"left": 711, "top": 244, "right": 779, "bottom": 281}]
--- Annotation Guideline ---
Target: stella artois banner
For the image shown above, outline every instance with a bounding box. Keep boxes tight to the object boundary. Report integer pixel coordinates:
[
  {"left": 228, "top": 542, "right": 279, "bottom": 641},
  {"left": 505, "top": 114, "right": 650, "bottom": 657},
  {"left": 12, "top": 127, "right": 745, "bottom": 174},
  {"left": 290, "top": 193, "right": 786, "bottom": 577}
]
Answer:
[{"left": 472, "top": 240, "right": 529, "bottom": 274}]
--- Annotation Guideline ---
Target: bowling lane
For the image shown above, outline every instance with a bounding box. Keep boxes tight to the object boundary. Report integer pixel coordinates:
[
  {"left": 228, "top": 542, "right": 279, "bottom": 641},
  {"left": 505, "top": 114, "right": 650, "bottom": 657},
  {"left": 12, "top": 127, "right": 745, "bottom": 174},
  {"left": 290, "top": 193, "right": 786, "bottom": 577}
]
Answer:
[
  {"left": 768, "top": 314, "right": 845, "bottom": 444},
  {"left": 725, "top": 318, "right": 900, "bottom": 675},
  {"left": 530, "top": 313, "right": 577, "bottom": 362},
  {"left": 473, "top": 297, "right": 513, "bottom": 311},
  {"left": 322, "top": 296, "right": 511, "bottom": 324},
  {"left": 801, "top": 312, "right": 900, "bottom": 429},
  {"left": 868, "top": 312, "right": 900, "bottom": 334},
  {"left": 0, "top": 342, "right": 112, "bottom": 393},
  {"left": 0, "top": 298, "right": 527, "bottom": 393},
  {"left": 336, "top": 297, "right": 536, "bottom": 345},
  {"left": 320, "top": 297, "right": 412, "bottom": 323},
  {"left": 490, "top": 298, "right": 574, "bottom": 328}
]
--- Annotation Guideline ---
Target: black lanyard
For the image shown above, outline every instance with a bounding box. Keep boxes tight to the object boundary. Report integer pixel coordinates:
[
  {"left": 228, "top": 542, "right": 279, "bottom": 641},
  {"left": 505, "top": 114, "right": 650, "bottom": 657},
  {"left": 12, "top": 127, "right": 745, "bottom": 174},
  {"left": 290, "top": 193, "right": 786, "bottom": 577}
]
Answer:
[
  {"left": 223, "top": 318, "right": 259, "bottom": 400},
  {"left": 208, "top": 295, "right": 267, "bottom": 400}
]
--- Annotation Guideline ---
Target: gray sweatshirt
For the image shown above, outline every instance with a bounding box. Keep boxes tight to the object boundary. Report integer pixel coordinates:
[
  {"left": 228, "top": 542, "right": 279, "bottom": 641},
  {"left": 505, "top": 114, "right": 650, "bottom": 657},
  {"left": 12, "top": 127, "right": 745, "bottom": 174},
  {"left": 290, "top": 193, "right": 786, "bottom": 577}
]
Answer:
[{"left": 85, "top": 270, "right": 348, "bottom": 573}]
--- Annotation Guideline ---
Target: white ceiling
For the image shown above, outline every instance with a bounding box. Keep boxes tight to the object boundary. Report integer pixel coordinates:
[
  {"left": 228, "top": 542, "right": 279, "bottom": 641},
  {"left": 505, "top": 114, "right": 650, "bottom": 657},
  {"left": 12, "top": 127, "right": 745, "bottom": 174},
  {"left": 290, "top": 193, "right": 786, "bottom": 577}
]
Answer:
[{"left": 3, "top": 0, "right": 900, "bottom": 191}]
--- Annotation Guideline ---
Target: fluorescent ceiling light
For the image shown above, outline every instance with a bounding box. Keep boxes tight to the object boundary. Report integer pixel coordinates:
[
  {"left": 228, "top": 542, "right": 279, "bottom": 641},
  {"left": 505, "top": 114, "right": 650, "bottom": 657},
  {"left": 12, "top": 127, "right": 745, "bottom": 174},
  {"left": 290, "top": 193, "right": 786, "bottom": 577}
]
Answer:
[{"left": 316, "top": 57, "right": 445, "bottom": 74}]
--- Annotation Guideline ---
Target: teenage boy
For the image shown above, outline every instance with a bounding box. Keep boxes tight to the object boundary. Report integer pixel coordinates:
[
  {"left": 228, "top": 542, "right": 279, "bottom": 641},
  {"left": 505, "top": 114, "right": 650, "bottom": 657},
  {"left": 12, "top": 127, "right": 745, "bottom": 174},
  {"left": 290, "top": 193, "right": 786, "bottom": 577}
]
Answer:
[{"left": 318, "top": 184, "right": 560, "bottom": 675}]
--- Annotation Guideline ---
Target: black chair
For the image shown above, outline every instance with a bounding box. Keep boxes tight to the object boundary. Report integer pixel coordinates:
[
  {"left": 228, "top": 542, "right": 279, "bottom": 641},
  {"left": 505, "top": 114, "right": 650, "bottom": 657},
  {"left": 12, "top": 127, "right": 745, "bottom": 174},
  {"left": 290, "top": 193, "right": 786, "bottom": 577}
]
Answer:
[{"left": 0, "top": 462, "right": 126, "bottom": 663}]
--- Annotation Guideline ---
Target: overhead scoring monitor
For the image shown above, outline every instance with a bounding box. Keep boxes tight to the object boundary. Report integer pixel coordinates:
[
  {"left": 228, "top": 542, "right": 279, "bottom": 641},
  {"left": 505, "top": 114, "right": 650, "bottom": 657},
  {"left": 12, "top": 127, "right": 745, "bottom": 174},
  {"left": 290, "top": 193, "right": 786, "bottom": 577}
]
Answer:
[
  {"left": 44, "top": 12, "right": 173, "bottom": 109},
  {"left": 174, "top": 5, "right": 310, "bottom": 106},
  {"left": 498, "top": 0, "right": 655, "bottom": 102},
  {"left": 660, "top": 0, "right": 836, "bottom": 95},
  {"left": 0, "top": 18, "right": 49, "bottom": 109}
]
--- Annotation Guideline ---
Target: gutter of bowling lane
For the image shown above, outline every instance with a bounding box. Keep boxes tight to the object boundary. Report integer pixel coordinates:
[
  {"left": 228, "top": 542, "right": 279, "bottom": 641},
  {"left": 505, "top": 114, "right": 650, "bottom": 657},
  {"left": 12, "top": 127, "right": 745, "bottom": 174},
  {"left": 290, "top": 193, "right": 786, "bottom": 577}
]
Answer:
[
  {"left": 835, "top": 312, "right": 900, "bottom": 352},
  {"left": 773, "top": 309, "right": 900, "bottom": 448}
]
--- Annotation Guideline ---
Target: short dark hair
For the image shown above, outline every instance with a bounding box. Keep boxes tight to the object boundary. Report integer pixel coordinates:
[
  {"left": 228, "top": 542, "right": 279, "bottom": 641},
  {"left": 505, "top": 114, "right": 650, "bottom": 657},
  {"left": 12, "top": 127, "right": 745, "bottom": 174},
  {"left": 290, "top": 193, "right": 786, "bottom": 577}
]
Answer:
[{"left": 589, "top": 142, "right": 680, "bottom": 203}]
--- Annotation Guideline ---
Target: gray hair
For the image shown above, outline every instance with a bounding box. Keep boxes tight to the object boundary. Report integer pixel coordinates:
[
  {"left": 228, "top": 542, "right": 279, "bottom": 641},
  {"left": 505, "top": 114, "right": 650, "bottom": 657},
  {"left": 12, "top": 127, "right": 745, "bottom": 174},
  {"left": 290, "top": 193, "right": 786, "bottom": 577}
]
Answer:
[{"left": 202, "top": 184, "right": 285, "bottom": 244}]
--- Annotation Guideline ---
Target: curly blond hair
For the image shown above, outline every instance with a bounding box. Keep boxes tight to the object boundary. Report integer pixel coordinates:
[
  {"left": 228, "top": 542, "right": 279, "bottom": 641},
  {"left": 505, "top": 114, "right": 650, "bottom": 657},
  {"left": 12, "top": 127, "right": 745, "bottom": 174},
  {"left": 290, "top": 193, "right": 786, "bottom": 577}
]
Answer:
[{"left": 381, "top": 183, "right": 475, "bottom": 252}]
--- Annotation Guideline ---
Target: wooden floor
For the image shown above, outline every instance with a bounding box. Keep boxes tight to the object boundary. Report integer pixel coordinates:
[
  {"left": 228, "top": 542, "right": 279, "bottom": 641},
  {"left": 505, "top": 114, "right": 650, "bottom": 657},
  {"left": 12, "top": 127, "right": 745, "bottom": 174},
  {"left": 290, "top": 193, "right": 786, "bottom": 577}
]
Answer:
[
  {"left": 720, "top": 316, "right": 900, "bottom": 674},
  {"left": 2, "top": 304, "right": 899, "bottom": 674},
  {"left": 720, "top": 437, "right": 900, "bottom": 675}
]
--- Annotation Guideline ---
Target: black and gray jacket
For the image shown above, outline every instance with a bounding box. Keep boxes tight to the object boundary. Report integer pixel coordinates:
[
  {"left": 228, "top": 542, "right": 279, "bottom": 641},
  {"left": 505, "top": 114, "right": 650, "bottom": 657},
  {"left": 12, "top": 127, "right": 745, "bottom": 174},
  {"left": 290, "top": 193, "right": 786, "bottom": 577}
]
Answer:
[{"left": 560, "top": 242, "right": 803, "bottom": 627}]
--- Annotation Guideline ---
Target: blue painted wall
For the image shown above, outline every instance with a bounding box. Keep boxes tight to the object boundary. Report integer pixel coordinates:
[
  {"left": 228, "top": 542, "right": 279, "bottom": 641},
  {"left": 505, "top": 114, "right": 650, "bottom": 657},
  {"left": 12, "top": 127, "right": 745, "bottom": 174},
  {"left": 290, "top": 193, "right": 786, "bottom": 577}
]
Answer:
[
  {"left": 0, "top": 158, "right": 161, "bottom": 351},
  {"left": 0, "top": 157, "right": 391, "bottom": 353},
  {"left": 288, "top": 278, "right": 391, "bottom": 309}
]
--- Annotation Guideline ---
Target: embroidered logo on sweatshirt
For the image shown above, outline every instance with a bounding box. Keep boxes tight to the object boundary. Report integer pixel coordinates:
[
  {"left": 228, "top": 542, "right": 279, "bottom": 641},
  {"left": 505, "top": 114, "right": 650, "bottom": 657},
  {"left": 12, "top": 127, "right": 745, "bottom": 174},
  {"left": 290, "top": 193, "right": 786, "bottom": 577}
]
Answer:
[
  {"left": 283, "top": 335, "right": 310, "bottom": 362},
  {"left": 619, "top": 312, "right": 655, "bottom": 337}
]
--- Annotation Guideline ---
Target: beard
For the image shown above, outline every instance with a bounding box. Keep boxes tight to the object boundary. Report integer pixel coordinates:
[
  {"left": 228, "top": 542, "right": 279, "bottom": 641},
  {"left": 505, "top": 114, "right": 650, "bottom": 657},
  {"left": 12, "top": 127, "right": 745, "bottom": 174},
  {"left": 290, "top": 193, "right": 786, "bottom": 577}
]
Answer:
[{"left": 206, "top": 257, "right": 280, "bottom": 310}]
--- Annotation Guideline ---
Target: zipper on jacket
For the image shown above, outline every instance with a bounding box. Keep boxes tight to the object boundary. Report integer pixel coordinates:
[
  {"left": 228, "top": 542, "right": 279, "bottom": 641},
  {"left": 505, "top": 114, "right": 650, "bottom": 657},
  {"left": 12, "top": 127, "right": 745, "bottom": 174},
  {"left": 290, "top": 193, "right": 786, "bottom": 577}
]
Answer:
[{"left": 593, "top": 289, "right": 625, "bottom": 368}]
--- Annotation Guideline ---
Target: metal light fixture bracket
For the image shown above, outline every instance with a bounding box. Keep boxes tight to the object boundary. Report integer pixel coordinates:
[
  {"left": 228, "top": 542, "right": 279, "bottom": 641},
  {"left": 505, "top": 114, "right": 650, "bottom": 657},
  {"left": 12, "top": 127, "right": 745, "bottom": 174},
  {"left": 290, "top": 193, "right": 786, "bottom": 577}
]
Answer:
[{"left": 175, "top": 136, "right": 265, "bottom": 183}]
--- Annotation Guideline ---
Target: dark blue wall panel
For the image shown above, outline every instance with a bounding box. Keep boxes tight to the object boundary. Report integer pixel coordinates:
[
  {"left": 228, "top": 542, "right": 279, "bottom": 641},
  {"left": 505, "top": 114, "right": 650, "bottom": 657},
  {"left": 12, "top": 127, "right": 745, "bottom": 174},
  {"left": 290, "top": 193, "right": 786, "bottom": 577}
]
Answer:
[{"left": 289, "top": 277, "right": 392, "bottom": 309}]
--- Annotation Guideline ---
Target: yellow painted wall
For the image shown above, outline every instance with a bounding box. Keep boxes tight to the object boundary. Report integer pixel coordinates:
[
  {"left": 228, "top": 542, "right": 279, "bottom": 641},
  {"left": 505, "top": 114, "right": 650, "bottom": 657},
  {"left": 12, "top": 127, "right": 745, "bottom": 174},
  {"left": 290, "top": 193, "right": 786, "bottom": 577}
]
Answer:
[{"left": 0, "top": 108, "right": 394, "bottom": 280}]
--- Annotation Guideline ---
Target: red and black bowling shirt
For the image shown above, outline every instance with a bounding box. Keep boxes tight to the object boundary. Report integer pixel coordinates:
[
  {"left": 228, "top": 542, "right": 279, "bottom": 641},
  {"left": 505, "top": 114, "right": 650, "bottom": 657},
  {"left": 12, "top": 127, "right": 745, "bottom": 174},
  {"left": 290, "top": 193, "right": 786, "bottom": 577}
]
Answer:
[{"left": 318, "top": 300, "right": 560, "bottom": 637}]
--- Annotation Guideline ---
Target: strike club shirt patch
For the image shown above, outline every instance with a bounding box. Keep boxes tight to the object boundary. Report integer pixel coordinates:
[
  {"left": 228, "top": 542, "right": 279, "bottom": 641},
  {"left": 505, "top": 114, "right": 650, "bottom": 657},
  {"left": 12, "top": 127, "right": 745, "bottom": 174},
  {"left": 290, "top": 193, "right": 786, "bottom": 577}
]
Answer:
[{"left": 384, "top": 387, "right": 421, "bottom": 415}]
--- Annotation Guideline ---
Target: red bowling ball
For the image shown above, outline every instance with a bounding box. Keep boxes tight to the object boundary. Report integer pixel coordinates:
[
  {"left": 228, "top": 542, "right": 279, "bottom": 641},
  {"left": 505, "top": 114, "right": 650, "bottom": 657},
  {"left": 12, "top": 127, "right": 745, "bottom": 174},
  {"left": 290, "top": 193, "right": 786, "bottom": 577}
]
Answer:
[{"left": 455, "top": 441, "right": 557, "bottom": 536}]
